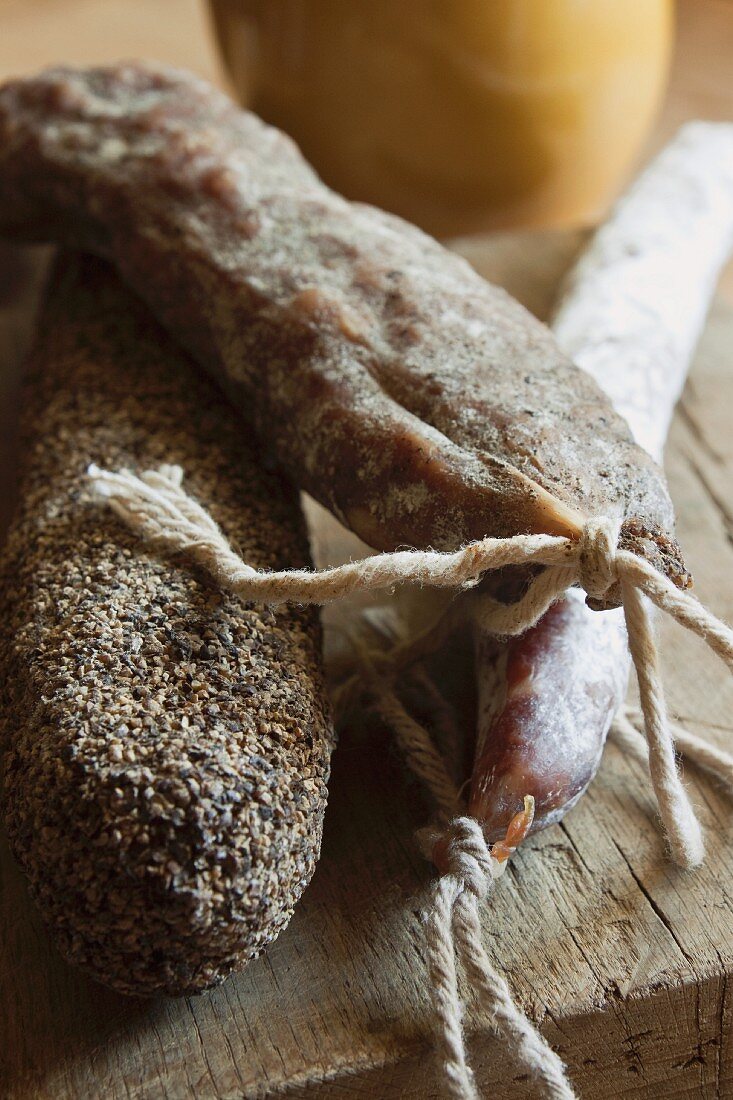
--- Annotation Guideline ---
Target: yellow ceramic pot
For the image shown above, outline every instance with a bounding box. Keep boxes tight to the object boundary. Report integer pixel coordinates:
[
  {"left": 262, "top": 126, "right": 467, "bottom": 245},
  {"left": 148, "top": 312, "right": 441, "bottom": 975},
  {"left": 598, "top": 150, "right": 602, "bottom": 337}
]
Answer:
[{"left": 210, "top": 0, "right": 673, "bottom": 237}]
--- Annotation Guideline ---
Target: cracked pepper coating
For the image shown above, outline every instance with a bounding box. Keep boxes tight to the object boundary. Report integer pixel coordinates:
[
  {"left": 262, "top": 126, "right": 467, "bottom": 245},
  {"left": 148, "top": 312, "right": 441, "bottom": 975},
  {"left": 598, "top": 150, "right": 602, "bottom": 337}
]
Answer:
[
  {"left": 0, "top": 253, "right": 334, "bottom": 997},
  {"left": 0, "top": 62, "right": 689, "bottom": 607}
]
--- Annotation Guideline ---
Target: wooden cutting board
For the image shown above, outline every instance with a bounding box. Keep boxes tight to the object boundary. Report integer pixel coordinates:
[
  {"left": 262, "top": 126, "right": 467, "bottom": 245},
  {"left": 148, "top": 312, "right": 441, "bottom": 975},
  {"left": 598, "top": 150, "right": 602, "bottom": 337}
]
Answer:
[{"left": 1, "top": 231, "right": 732, "bottom": 1099}]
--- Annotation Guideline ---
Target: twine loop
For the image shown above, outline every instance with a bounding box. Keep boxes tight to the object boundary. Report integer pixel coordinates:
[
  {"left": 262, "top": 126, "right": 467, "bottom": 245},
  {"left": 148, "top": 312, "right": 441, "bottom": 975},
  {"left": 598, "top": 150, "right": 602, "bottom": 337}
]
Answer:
[
  {"left": 432, "top": 817, "right": 501, "bottom": 899},
  {"left": 577, "top": 516, "right": 620, "bottom": 601},
  {"left": 420, "top": 804, "right": 575, "bottom": 1100}
]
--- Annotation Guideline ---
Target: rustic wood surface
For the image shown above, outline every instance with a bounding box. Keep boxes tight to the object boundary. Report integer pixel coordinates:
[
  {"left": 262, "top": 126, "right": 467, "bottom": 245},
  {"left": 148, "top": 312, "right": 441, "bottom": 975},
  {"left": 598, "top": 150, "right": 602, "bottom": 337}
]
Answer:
[{"left": 1, "top": 227, "right": 732, "bottom": 1099}]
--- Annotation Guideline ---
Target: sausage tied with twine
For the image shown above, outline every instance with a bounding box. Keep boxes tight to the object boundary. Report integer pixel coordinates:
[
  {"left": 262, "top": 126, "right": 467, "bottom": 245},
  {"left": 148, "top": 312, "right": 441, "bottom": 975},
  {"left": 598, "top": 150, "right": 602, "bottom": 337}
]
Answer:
[
  {"left": 0, "top": 64, "right": 732, "bottom": 1097},
  {"left": 86, "top": 128, "right": 733, "bottom": 1099},
  {"left": 470, "top": 121, "right": 733, "bottom": 846},
  {"left": 341, "top": 123, "right": 733, "bottom": 1097},
  {"left": 0, "top": 62, "right": 689, "bottom": 600}
]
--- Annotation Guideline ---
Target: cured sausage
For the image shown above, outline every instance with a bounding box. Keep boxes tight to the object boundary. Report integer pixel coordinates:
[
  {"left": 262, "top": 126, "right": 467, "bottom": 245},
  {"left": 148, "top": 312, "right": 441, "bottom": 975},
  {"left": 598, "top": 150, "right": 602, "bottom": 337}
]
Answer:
[
  {"left": 0, "top": 62, "right": 686, "bottom": 606},
  {"left": 0, "top": 253, "right": 334, "bottom": 996},
  {"left": 472, "top": 123, "right": 733, "bottom": 839}
]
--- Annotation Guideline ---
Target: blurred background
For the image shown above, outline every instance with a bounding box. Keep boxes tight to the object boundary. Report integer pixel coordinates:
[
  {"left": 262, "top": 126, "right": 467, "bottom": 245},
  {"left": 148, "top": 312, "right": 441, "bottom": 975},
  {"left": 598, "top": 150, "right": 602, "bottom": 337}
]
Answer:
[{"left": 2, "top": 0, "right": 731, "bottom": 241}]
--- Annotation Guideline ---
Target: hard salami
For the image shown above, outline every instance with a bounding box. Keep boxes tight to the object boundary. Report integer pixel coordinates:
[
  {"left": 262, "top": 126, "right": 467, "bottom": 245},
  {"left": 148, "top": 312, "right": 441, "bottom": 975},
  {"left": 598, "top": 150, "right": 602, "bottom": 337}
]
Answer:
[{"left": 0, "top": 62, "right": 687, "bottom": 605}]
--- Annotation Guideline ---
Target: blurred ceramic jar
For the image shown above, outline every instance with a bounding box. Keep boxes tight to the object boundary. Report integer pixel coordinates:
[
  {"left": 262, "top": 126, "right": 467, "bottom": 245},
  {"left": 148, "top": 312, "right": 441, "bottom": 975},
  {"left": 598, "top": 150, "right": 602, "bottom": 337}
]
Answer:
[{"left": 210, "top": 0, "right": 673, "bottom": 237}]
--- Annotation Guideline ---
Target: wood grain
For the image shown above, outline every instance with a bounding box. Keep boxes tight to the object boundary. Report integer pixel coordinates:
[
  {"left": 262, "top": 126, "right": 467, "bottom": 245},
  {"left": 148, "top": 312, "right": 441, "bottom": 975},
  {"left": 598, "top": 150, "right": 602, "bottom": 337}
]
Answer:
[{"left": 1, "top": 231, "right": 732, "bottom": 1098}]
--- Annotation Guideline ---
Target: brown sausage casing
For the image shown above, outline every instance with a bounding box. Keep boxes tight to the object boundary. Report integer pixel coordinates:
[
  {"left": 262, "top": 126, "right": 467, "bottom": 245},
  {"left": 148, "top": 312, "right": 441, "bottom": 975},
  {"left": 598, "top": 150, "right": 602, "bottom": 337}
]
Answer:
[{"left": 0, "top": 63, "right": 688, "bottom": 603}]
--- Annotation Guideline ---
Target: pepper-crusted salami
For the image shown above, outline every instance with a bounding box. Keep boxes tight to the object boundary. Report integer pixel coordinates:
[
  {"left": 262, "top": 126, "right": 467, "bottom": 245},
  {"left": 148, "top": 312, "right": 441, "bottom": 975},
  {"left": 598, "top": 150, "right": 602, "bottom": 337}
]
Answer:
[
  {"left": 0, "top": 253, "right": 334, "bottom": 996},
  {"left": 0, "top": 62, "right": 688, "bottom": 605}
]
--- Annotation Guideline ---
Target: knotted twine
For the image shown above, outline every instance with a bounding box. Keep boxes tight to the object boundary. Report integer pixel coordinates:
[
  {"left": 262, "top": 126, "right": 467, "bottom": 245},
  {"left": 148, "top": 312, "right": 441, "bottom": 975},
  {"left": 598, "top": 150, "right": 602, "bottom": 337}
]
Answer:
[{"left": 88, "top": 462, "right": 733, "bottom": 1098}]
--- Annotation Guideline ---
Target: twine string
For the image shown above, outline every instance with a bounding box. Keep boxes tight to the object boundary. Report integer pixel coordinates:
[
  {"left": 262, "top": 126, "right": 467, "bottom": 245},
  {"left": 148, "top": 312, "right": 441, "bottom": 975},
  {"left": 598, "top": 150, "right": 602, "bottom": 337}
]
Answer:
[
  {"left": 87, "top": 461, "right": 733, "bottom": 870},
  {"left": 417, "top": 813, "right": 575, "bottom": 1100},
  {"left": 87, "top": 462, "right": 733, "bottom": 1099},
  {"left": 611, "top": 707, "right": 733, "bottom": 795}
]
